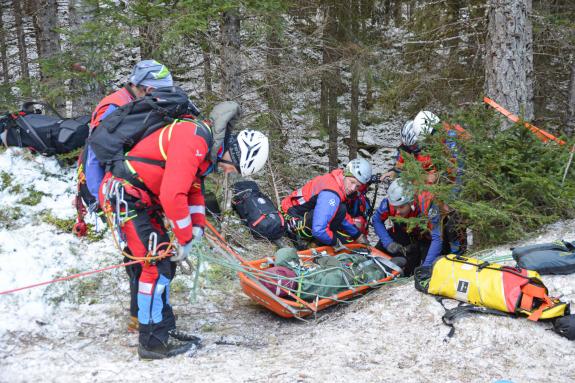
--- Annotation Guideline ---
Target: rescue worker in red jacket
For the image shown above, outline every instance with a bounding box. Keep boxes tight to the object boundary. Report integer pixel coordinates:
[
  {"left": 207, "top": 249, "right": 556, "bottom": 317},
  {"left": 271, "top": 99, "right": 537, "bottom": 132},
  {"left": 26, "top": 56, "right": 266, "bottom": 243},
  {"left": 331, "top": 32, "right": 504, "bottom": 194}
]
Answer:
[
  {"left": 83, "top": 60, "right": 177, "bottom": 334},
  {"left": 281, "top": 158, "right": 372, "bottom": 249},
  {"left": 86, "top": 60, "right": 174, "bottom": 202},
  {"left": 382, "top": 110, "right": 467, "bottom": 186},
  {"left": 372, "top": 179, "right": 464, "bottom": 276},
  {"left": 99, "top": 102, "right": 269, "bottom": 359}
]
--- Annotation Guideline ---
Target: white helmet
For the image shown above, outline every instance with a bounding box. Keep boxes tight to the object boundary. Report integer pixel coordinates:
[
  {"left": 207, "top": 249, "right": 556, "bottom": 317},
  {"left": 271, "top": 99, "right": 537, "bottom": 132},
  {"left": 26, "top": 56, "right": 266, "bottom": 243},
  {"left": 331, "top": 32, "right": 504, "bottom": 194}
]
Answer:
[
  {"left": 344, "top": 158, "right": 372, "bottom": 184},
  {"left": 400, "top": 110, "right": 440, "bottom": 147},
  {"left": 387, "top": 179, "right": 414, "bottom": 206},
  {"left": 228, "top": 129, "right": 269, "bottom": 176}
]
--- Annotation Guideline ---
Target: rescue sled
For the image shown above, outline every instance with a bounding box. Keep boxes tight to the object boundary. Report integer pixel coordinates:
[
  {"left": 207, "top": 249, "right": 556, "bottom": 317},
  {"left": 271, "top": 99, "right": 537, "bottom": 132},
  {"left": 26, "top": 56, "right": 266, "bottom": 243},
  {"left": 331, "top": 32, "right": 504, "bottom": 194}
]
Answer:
[{"left": 238, "top": 244, "right": 401, "bottom": 319}]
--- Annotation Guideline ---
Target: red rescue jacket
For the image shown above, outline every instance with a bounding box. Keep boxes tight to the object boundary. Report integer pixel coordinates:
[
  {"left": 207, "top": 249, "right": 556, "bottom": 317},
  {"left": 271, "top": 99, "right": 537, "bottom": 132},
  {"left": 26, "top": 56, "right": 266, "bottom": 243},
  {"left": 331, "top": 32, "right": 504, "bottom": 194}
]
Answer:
[
  {"left": 123, "top": 120, "right": 213, "bottom": 244},
  {"left": 380, "top": 191, "right": 435, "bottom": 232},
  {"left": 90, "top": 87, "right": 135, "bottom": 130},
  {"left": 281, "top": 169, "right": 347, "bottom": 213}
]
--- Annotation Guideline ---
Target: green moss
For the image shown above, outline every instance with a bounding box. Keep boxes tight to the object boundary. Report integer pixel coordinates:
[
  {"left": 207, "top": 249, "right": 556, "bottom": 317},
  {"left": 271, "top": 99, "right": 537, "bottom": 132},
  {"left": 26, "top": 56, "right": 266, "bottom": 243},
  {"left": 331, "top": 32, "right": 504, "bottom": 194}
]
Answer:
[
  {"left": 19, "top": 187, "right": 47, "bottom": 206},
  {"left": 40, "top": 210, "right": 75, "bottom": 232},
  {"left": 0, "top": 171, "right": 13, "bottom": 190},
  {"left": 0, "top": 206, "right": 23, "bottom": 228},
  {"left": 8, "top": 183, "right": 23, "bottom": 194}
]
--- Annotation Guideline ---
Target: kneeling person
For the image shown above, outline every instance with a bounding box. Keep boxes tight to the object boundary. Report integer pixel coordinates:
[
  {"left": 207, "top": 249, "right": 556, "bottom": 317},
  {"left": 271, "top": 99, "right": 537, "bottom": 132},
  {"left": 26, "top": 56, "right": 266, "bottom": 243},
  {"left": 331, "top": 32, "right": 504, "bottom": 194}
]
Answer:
[
  {"left": 372, "top": 179, "right": 463, "bottom": 276},
  {"left": 281, "top": 158, "right": 372, "bottom": 248}
]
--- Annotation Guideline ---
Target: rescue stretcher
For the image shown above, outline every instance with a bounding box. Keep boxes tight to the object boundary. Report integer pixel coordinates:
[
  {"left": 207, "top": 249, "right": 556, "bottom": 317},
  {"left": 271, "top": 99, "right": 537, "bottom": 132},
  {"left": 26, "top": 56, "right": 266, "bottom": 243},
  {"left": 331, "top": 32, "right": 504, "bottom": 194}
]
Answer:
[{"left": 238, "top": 244, "right": 401, "bottom": 318}]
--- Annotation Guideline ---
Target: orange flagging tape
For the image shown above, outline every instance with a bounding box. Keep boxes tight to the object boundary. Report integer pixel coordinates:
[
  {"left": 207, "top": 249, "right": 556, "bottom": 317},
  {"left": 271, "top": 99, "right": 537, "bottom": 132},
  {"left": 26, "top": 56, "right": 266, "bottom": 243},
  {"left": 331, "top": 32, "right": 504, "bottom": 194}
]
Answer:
[{"left": 483, "top": 97, "right": 566, "bottom": 146}]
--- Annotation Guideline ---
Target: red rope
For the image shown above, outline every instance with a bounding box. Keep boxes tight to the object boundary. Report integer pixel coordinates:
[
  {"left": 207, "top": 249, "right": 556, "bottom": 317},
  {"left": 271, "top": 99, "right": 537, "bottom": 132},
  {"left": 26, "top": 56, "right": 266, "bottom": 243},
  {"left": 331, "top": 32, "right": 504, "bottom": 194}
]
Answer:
[{"left": 0, "top": 259, "right": 144, "bottom": 296}]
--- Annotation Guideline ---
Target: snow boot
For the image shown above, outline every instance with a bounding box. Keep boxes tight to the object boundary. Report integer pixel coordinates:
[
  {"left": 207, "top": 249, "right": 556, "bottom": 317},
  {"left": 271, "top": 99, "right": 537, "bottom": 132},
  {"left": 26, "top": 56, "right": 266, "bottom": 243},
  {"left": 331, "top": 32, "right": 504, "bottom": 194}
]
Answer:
[{"left": 138, "top": 338, "right": 197, "bottom": 360}]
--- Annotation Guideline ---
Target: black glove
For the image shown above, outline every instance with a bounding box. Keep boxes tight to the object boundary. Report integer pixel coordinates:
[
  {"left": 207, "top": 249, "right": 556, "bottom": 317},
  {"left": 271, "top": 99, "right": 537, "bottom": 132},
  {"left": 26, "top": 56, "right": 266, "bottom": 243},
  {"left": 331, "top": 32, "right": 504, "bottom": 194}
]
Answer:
[{"left": 369, "top": 173, "right": 382, "bottom": 184}]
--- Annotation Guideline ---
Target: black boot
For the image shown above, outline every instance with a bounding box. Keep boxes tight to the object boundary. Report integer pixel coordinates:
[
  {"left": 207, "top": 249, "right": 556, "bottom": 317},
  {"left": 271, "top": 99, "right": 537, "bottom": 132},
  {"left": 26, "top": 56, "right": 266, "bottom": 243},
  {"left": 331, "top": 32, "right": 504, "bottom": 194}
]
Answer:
[
  {"left": 138, "top": 338, "right": 198, "bottom": 360},
  {"left": 168, "top": 328, "right": 202, "bottom": 344}
]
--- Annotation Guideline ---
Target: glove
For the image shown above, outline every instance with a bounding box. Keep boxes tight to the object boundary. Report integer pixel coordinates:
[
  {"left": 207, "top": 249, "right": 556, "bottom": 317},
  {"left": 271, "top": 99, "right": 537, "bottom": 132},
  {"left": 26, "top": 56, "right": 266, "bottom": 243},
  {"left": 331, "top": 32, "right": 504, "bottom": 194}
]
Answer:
[
  {"left": 333, "top": 238, "right": 348, "bottom": 252},
  {"left": 369, "top": 174, "right": 382, "bottom": 184},
  {"left": 171, "top": 227, "right": 204, "bottom": 262},
  {"left": 386, "top": 242, "right": 406, "bottom": 256},
  {"left": 356, "top": 234, "right": 369, "bottom": 245}
]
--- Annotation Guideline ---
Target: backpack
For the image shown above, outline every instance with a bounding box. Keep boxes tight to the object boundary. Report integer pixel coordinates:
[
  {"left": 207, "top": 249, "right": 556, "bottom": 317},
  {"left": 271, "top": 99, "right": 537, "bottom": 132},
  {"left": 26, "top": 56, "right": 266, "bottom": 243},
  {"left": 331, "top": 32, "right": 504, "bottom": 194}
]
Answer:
[
  {"left": 414, "top": 254, "right": 569, "bottom": 322},
  {"left": 512, "top": 241, "right": 575, "bottom": 275},
  {"left": 232, "top": 180, "right": 286, "bottom": 241},
  {"left": 0, "top": 102, "right": 89, "bottom": 155},
  {"left": 87, "top": 86, "right": 195, "bottom": 167}
]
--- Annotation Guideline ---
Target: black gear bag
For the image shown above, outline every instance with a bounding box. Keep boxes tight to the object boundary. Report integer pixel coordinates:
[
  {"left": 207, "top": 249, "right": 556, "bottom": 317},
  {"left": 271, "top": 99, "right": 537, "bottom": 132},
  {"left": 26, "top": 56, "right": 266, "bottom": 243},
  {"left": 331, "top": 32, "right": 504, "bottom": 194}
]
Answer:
[
  {"left": 0, "top": 101, "right": 89, "bottom": 155},
  {"left": 232, "top": 181, "right": 285, "bottom": 241},
  {"left": 87, "top": 86, "right": 198, "bottom": 167}
]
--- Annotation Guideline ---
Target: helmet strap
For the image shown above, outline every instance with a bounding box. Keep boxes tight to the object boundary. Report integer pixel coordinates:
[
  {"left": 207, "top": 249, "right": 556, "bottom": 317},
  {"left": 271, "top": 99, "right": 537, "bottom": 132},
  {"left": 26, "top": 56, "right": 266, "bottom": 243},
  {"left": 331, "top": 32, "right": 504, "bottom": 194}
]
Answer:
[{"left": 217, "top": 157, "right": 241, "bottom": 173}]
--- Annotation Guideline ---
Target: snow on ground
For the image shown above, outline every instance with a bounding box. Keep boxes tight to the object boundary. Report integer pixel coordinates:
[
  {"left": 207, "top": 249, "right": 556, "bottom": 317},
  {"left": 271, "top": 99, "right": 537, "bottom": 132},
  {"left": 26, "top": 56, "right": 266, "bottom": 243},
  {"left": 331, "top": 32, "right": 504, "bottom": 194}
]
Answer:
[{"left": 0, "top": 148, "right": 574, "bottom": 383}]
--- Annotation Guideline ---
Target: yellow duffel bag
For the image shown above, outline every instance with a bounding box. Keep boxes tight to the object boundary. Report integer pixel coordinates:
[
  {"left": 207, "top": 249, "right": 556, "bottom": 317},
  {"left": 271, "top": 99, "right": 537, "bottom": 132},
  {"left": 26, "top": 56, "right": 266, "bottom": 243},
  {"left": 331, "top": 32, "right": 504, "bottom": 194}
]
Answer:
[{"left": 415, "top": 254, "right": 569, "bottom": 321}]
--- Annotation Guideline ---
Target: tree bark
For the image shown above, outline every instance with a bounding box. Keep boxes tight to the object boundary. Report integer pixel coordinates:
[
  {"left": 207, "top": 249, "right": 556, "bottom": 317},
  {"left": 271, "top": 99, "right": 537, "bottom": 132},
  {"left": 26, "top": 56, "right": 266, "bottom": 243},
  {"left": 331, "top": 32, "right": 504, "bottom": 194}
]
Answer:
[
  {"left": 349, "top": 60, "right": 360, "bottom": 160},
  {"left": 12, "top": 0, "right": 30, "bottom": 88},
  {"left": 565, "top": 59, "right": 575, "bottom": 136},
  {"left": 485, "top": 0, "right": 534, "bottom": 127},
  {"left": 200, "top": 31, "right": 213, "bottom": 97},
  {"left": 0, "top": 1, "right": 9, "bottom": 85},
  {"left": 31, "top": 0, "right": 61, "bottom": 71},
  {"left": 68, "top": 0, "right": 102, "bottom": 116},
  {"left": 220, "top": 9, "right": 241, "bottom": 101},
  {"left": 265, "top": 15, "right": 284, "bottom": 137}
]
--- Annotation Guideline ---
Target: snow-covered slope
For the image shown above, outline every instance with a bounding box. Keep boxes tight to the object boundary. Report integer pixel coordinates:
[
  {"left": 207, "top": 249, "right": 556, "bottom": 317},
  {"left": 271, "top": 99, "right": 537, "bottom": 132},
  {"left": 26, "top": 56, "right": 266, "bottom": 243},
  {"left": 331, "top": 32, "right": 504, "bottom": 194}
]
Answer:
[{"left": 0, "top": 148, "right": 574, "bottom": 383}]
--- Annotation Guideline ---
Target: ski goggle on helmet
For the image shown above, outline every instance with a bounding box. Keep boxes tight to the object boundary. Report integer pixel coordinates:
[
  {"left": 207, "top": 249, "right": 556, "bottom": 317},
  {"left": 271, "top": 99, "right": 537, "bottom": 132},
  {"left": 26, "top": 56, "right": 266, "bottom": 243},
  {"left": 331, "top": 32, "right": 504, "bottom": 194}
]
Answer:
[
  {"left": 344, "top": 158, "right": 372, "bottom": 185},
  {"left": 400, "top": 110, "right": 440, "bottom": 148},
  {"left": 224, "top": 129, "right": 270, "bottom": 176}
]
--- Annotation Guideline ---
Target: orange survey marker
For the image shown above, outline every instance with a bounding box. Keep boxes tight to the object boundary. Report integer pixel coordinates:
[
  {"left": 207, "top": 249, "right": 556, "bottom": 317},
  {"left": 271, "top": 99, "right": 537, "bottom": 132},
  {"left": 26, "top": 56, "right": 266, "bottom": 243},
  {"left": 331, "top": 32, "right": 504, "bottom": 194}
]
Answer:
[{"left": 483, "top": 96, "right": 566, "bottom": 146}]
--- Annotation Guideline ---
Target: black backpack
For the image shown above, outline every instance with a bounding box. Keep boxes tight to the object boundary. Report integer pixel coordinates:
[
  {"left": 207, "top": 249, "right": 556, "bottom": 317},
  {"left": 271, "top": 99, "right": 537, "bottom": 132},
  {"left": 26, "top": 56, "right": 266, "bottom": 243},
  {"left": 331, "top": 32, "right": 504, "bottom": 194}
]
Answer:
[
  {"left": 0, "top": 102, "right": 89, "bottom": 155},
  {"left": 87, "top": 86, "right": 198, "bottom": 167},
  {"left": 232, "top": 180, "right": 286, "bottom": 241}
]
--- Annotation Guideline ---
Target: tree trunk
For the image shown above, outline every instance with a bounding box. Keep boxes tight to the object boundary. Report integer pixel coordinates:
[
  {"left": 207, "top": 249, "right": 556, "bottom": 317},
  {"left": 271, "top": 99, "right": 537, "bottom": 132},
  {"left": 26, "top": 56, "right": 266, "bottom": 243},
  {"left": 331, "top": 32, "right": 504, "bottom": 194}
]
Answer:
[
  {"left": 265, "top": 16, "right": 284, "bottom": 137},
  {"left": 13, "top": 0, "right": 30, "bottom": 89},
  {"left": 68, "top": 0, "right": 101, "bottom": 116},
  {"left": 31, "top": 0, "right": 61, "bottom": 72},
  {"left": 566, "top": 59, "right": 575, "bottom": 136},
  {"left": 324, "top": 4, "right": 339, "bottom": 170},
  {"left": 485, "top": 0, "right": 534, "bottom": 128},
  {"left": 349, "top": 60, "right": 360, "bottom": 160},
  {"left": 0, "top": 1, "right": 9, "bottom": 85},
  {"left": 220, "top": 9, "right": 241, "bottom": 101},
  {"left": 200, "top": 31, "right": 213, "bottom": 97}
]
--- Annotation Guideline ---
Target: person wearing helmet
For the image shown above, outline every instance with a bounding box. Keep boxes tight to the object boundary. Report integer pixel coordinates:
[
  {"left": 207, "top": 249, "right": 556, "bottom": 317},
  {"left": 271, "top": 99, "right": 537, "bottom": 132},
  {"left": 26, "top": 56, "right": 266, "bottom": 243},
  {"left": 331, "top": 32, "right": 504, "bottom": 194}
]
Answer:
[
  {"left": 98, "top": 101, "right": 269, "bottom": 359},
  {"left": 85, "top": 60, "right": 174, "bottom": 203},
  {"left": 382, "top": 110, "right": 470, "bottom": 186},
  {"left": 372, "top": 178, "right": 444, "bottom": 276},
  {"left": 79, "top": 60, "right": 175, "bottom": 338},
  {"left": 381, "top": 111, "right": 440, "bottom": 184},
  {"left": 280, "top": 158, "right": 372, "bottom": 249}
]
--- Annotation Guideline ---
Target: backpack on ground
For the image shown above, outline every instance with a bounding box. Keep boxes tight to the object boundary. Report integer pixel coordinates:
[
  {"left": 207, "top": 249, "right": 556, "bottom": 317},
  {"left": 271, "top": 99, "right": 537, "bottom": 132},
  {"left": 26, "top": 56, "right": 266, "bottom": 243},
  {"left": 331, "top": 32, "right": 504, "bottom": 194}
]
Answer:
[
  {"left": 0, "top": 102, "right": 89, "bottom": 155},
  {"left": 512, "top": 240, "right": 575, "bottom": 275},
  {"left": 87, "top": 86, "right": 197, "bottom": 167},
  {"left": 232, "top": 180, "right": 285, "bottom": 241},
  {"left": 415, "top": 254, "right": 569, "bottom": 322}
]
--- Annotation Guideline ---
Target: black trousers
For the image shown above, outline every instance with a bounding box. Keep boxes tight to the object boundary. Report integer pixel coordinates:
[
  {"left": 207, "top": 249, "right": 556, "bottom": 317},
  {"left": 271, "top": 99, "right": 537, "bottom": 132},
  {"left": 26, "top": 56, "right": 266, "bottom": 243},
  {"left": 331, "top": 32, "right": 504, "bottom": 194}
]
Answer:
[{"left": 376, "top": 213, "right": 466, "bottom": 276}]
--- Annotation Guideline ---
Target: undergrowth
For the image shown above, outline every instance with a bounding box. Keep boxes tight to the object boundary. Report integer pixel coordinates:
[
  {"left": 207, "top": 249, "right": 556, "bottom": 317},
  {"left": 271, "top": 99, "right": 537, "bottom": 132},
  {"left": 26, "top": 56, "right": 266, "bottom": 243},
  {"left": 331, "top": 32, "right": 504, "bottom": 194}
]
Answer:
[{"left": 399, "top": 105, "right": 575, "bottom": 248}]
